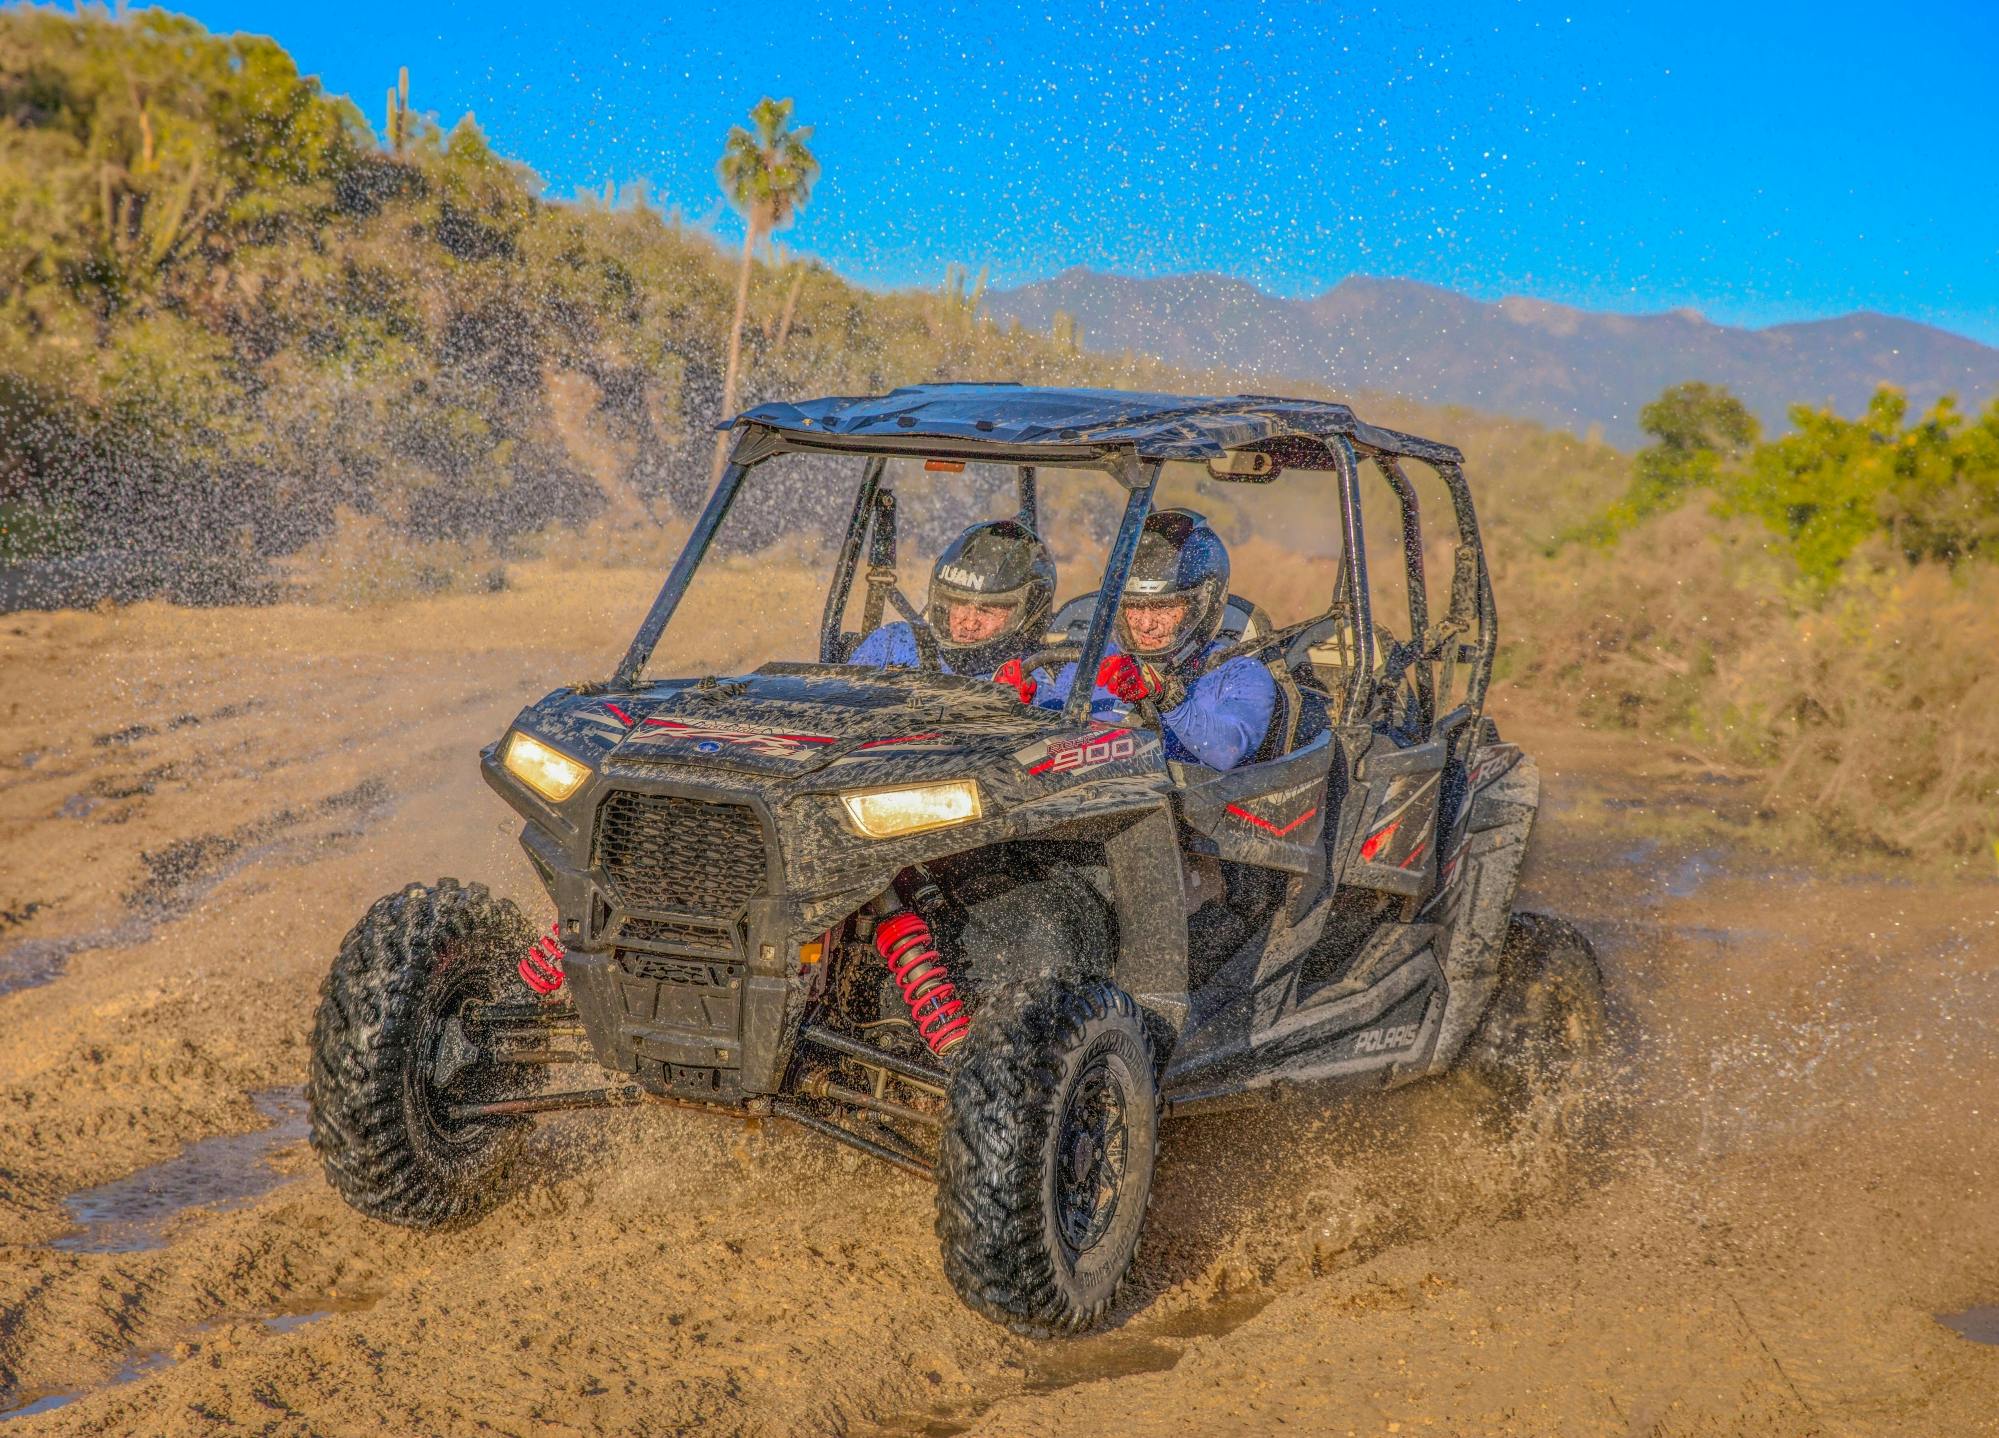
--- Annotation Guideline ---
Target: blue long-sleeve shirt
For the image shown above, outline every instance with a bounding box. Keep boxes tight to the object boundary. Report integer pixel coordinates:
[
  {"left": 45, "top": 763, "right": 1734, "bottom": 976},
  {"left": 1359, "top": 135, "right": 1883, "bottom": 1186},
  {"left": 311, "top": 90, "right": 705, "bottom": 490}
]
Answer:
[
  {"left": 849, "top": 622, "right": 961, "bottom": 672},
  {"left": 1037, "top": 641, "right": 1276, "bottom": 770}
]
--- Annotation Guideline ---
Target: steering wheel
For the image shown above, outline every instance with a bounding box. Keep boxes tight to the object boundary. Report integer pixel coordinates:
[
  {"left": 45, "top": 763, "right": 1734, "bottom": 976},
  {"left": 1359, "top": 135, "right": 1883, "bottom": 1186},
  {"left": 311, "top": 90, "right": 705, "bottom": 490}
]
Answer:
[
  {"left": 1016, "top": 643, "right": 1165, "bottom": 733},
  {"left": 1017, "top": 642, "right": 1084, "bottom": 679}
]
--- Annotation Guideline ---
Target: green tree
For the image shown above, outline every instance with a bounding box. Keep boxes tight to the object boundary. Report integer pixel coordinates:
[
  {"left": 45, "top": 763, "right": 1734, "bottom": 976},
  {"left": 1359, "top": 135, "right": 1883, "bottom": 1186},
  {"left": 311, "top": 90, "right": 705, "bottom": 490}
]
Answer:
[
  {"left": 713, "top": 97, "right": 818, "bottom": 480},
  {"left": 1621, "top": 381, "right": 1760, "bottom": 523},
  {"left": 1726, "top": 388, "right": 1999, "bottom": 584}
]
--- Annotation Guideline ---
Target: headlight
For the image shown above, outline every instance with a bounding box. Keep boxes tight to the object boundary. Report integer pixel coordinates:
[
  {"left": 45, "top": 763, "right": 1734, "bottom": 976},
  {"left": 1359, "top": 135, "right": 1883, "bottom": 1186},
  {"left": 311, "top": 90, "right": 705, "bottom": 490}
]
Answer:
[
  {"left": 503, "top": 730, "right": 590, "bottom": 803},
  {"left": 839, "top": 780, "right": 983, "bottom": 839}
]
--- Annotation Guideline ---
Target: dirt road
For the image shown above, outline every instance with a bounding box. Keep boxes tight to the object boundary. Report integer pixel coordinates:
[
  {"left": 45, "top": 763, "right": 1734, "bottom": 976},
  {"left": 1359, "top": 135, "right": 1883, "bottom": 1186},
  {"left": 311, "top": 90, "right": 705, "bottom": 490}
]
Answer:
[{"left": 2, "top": 567, "right": 1995, "bottom": 1435}]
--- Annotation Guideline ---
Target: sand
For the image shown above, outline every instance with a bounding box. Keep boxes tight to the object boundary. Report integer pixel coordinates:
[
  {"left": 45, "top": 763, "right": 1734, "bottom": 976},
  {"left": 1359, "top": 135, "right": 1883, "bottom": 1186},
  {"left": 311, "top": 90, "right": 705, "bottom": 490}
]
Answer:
[{"left": 0, "top": 564, "right": 1994, "bottom": 1435}]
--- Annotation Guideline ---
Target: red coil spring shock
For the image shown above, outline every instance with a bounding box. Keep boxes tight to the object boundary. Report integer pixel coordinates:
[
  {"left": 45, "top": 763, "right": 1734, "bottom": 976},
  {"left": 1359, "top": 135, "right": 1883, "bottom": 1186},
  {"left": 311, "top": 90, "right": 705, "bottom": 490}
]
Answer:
[
  {"left": 519, "top": 920, "right": 566, "bottom": 996},
  {"left": 872, "top": 911, "right": 970, "bottom": 1057}
]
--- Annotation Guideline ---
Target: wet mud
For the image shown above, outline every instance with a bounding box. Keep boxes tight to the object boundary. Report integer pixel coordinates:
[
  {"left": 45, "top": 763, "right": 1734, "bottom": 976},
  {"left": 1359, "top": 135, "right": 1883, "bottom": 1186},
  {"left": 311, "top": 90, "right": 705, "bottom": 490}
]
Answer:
[
  {"left": 1, "top": 575, "right": 1995, "bottom": 1435},
  {"left": 51, "top": 1090, "right": 307, "bottom": 1254},
  {"left": 1939, "top": 1308, "right": 1999, "bottom": 1347}
]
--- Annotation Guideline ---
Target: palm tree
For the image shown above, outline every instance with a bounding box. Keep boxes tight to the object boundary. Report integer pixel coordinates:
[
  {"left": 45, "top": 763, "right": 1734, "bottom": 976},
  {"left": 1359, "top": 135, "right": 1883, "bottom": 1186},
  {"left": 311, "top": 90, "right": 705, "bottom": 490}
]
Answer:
[{"left": 713, "top": 97, "right": 818, "bottom": 480}]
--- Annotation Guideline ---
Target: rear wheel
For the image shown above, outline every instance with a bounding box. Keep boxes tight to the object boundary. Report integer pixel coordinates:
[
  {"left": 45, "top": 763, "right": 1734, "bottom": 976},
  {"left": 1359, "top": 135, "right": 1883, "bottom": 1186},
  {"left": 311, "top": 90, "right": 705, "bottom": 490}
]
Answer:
[
  {"left": 308, "top": 879, "right": 536, "bottom": 1229},
  {"left": 936, "top": 979, "right": 1160, "bottom": 1335},
  {"left": 1459, "top": 912, "right": 1608, "bottom": 1136}
]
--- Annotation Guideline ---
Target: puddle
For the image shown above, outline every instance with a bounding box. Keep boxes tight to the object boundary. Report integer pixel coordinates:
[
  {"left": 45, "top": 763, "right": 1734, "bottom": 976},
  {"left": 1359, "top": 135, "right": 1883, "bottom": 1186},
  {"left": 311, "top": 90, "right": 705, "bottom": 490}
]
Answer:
[
  {"left": 52, "top": 1088, "right": 308, "bottom": 1253},
  {"left": 1600, "top": 842, "right": 1727, "bottom": 904},
  {"left": 0, "top": 1287, "right": 380, "bottom": 1422},
  {"left": 1673, "top": 923, "right": 1759, "bottom": 949},
  {"left": 0, "top": 1391, "right": 78, "bottom": 1422},
  {"left": 1588, "top": 914, "right": 1769, "bottom": 962},
  {"left": 0, "top": 1347, "right": 173, "bottom": 1424},
  {"left": 1615, "top": 838, "right": 1662, "bottom": 867},
  {"left": 1659, "top": 849, "right": 1725, "bottom": 899},
  {"left": 1937, "top": 1306, "right": 1999, "bottom": 1345},
  {"left": 0, "top": 916, "right": 153, "bottom": 999},
  {"left": 260, "top": 1290, "right": 382, "bottom": 1334}
]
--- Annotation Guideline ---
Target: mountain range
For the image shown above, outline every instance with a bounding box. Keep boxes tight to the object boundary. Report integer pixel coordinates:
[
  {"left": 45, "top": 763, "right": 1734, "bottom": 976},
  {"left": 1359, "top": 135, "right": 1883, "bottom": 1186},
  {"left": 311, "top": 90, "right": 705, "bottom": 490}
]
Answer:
[{"left": 983, "top": 270, "right": 1999, "bottom": 448}]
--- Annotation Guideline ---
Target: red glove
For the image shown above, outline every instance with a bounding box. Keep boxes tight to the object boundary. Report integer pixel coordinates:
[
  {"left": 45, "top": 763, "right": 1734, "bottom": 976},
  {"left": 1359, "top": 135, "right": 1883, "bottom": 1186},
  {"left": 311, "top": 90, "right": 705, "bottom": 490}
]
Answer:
[
  {"left": 1096, "top": 654, "right": 1162, "bottom": 704},
  {"left": 992, "top": 658, "right": 1037, "bottom": 703}
]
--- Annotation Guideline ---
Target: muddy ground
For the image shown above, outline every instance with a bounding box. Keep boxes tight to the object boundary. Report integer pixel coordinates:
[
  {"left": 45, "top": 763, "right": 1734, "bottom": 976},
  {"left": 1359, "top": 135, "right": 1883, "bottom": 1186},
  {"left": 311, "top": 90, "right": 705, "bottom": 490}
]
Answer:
[{"left": 0, "top": 564, "right": 1995, "bottom": 1436}]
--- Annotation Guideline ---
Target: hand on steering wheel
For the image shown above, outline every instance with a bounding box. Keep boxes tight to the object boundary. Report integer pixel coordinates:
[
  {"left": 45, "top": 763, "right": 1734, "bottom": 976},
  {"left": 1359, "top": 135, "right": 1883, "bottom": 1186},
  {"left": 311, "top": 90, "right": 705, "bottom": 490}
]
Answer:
[
  {"left": 1096, "top": 654, "right": 1186, "bottom": 712},
  {"left": 1095, "top": 654, "right": 1158, "bottom": 704},
  {"left": 1013, "top": 644, "right": 1172, "bottom": 732}
]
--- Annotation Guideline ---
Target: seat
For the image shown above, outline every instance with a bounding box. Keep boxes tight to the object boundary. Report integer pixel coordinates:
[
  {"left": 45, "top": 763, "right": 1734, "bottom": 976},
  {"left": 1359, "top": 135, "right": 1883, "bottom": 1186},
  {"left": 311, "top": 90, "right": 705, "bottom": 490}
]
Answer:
[{"left": 1245, "top": 668, "right": 1329, "bottom": 765}]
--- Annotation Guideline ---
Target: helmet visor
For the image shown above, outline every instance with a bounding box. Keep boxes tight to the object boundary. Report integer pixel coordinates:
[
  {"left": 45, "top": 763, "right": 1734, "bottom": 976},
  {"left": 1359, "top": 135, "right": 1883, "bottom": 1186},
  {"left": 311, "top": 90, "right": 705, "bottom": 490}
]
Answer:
[
  {"left": 1115, "top": 590, "right": 1202, "bottom": 658},
  {"left": 926, "top": 579, "right": 1035, "bottom": 651}
]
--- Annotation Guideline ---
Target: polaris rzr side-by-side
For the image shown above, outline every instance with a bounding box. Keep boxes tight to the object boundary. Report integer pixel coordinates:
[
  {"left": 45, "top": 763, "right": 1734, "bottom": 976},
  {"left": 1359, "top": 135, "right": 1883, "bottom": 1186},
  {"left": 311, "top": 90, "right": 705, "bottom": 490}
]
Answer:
[{"left": 307, "top": 384, "right": 1606, "bottom": 1335}]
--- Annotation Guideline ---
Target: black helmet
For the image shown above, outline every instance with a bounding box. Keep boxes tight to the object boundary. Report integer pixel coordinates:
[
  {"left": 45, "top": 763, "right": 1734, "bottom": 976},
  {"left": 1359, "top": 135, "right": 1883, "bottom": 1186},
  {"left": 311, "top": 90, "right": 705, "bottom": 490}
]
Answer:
[
  {"left": 1115, "top": 509, "right": 1230, "bottom": 670},
  {"left": 925, "top": 518, "right": 1056, "bottom": 673}
]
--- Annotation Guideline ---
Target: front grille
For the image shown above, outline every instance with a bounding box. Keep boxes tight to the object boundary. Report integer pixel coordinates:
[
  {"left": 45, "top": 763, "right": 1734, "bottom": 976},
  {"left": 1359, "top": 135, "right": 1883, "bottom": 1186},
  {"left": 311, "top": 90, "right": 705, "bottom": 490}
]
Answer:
[{"left": 594, "top": 790, "right": 768, "bottom": 917}]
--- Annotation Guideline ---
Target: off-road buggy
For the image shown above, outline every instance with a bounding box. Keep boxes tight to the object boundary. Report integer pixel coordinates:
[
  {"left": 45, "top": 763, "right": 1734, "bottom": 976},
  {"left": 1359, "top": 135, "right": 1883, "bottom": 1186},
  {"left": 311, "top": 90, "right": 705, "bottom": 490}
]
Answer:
[{"left": 307, "top": 384, "right": 1605, "bottom": 1335}]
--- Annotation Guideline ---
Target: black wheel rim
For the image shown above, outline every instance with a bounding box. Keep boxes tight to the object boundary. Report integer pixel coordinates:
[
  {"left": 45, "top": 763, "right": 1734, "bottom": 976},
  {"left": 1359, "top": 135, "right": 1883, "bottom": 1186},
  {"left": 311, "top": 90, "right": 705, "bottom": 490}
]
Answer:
[
  {"left": 411, "top": 962, "right": 496, "bottom": 1146},
  {"left": 1055, "top": 1050, "right": 1130, "bottom": 1254}
]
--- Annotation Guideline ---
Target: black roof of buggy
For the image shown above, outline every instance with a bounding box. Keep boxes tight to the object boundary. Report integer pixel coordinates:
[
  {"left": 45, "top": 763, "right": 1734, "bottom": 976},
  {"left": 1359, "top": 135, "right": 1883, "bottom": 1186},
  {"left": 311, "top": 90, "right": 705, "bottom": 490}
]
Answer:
[{"left": 728, "top": 383, "right": 1464, "bottom": 468}]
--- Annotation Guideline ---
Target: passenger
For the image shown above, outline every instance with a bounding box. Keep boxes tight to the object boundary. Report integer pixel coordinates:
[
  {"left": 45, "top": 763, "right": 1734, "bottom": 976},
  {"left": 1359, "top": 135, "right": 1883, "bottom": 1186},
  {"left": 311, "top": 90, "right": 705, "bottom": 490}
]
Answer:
[
  {"left": 850, "top": 518, "right": 1054, "bottom": 701},
  {"left": 1039, "top": 510, "right": 1275, "bottom": 769}
]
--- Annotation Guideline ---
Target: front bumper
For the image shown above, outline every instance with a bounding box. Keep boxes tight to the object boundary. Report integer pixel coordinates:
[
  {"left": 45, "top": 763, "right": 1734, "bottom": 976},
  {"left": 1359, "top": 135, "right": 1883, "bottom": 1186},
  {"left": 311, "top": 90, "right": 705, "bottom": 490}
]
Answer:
[{"left": 494, "top": 759, "right": 821, "bottom": 1104}]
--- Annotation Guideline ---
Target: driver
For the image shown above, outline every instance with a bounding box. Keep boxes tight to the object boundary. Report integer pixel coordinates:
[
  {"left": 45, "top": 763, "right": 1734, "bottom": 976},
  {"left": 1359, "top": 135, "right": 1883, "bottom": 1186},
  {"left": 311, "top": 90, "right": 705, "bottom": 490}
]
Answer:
[
  {"left": 849, "top": 518, "right": 1055, "bottom": 701},
  {"left": 1039, "top": 509, "right": 1275, "bottom": 769}
]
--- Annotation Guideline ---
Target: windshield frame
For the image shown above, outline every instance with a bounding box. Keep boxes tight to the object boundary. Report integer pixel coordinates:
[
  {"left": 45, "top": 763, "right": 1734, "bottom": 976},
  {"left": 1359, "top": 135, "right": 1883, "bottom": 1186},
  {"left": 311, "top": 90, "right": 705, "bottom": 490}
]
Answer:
[
  {"left": 612, "top": 428, "right": 1161, "bottom": 725},
  {"left": 610, "top": 423, "right": 1407, "bottom": 730}
]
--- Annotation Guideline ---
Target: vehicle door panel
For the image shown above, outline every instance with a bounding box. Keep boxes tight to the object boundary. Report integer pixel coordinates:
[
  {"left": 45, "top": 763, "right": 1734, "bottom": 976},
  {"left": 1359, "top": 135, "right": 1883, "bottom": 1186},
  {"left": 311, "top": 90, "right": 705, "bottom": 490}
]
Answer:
[
  {"left": 1340, "top": 735, "right": 1446, "bottom": 896},
  {"left": 1173, "top": 730, "right": 1334, "bottom": 875}
]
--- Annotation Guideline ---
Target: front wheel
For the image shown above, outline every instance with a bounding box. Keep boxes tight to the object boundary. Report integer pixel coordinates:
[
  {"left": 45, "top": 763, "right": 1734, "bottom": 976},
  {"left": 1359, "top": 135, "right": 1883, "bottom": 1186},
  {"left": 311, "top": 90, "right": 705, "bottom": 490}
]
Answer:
[
  {"left": 307, "top": 879, "right": 536, "bottom": 1230},
  {"left": 936, "top": 979, "right": 1160, "bottom": 1335}
]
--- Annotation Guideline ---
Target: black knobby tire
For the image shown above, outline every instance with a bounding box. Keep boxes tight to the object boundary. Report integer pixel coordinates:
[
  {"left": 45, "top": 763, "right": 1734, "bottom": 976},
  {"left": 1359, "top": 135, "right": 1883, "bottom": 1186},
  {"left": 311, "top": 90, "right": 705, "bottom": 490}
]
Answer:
[
  {"left": 1459, "top": 911, "right": 1609, "bottom": 1132},
  {"left": 936, "top": 978, "right": 1160, "bottom": 1335},
  {"left": 308, "top": 879, "right": 536, "bottom": 1230}
]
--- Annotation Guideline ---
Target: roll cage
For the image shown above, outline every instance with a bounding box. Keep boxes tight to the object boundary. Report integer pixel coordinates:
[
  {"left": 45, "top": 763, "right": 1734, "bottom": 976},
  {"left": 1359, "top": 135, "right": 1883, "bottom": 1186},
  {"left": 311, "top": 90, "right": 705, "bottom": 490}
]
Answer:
[{"left": 613, "top": 385, "right": 1498, "bottom": 759}]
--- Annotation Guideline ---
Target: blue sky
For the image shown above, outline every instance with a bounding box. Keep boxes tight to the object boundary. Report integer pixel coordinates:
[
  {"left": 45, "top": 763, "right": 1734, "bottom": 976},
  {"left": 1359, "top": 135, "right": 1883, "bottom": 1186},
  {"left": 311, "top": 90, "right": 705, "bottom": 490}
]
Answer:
[{"left": 179, "top": 0, "right": 1999, "bottom": 343}]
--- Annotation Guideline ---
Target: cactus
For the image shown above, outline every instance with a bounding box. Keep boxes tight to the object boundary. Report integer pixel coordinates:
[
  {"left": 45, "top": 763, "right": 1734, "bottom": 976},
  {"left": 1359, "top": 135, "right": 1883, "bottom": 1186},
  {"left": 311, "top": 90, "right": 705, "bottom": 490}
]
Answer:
[
  {"left": 143, "top": 154, "right": 202, "bottom": 269},
  {"left": 939, "top": 263, "right": 990, "bottom": 334},
  {"left": 385, "top": 66, "right": 410, "bottom": 153}
]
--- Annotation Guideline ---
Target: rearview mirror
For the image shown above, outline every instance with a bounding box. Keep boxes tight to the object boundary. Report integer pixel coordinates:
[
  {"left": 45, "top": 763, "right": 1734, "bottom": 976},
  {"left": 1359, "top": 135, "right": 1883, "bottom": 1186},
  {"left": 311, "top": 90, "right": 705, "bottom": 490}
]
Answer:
[{"left": 1206, "top": 450, "right": 1279, "bottom": 480}]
